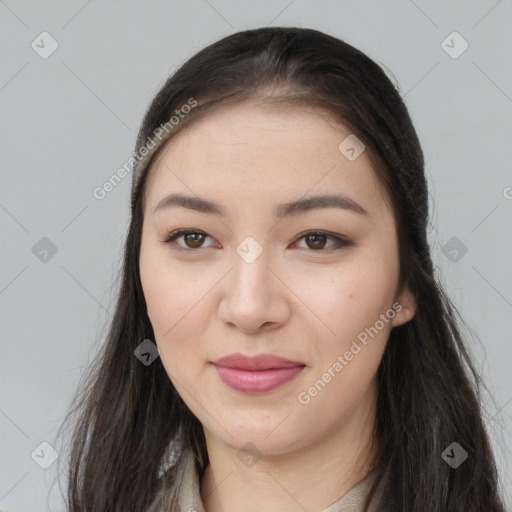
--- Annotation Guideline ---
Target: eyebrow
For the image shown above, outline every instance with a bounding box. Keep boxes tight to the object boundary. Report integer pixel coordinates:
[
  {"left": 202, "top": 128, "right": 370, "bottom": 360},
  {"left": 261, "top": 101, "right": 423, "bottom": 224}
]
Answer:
[{"left": 153, "top": 192, "right": 368, "bottom": 217}]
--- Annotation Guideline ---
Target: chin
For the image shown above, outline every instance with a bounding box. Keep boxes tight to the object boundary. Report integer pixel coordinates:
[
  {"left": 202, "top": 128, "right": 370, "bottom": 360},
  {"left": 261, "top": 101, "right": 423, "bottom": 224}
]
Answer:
[{"left": 206, "top": 421, "right": 309, "bottom": 456}]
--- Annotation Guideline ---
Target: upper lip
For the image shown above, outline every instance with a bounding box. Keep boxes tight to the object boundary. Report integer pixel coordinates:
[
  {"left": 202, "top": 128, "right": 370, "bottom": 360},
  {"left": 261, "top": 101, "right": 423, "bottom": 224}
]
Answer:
[{"left": 212, "top": 353, "right": 305, "bottom": 371}]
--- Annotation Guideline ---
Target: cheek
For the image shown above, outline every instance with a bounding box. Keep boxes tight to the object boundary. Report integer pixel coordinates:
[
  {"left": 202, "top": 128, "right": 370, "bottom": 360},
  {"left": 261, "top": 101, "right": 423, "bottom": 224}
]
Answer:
[
  {"left": 290, "top": 260, "right": 397, "bottom": 345},
  {"left": 139, "top": 249, "right": 222, "bottom": 392},
  {"left": 299, "top": 274, "right": 391, "bottom": 411},
  {"left": 141, "top": 267, "right": 204, "bottom": 385},
  {"left": 140, "top": 243, "right": 193, "bottom": 327},
  {"left": 139, "top": 247, "right": 199, "bottom": 361}
]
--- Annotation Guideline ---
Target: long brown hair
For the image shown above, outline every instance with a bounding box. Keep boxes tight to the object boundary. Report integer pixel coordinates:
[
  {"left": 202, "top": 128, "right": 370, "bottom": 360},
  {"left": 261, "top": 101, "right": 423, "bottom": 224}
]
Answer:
[{"left": 56, "top": 27, "right": 508, "bottom": 511}]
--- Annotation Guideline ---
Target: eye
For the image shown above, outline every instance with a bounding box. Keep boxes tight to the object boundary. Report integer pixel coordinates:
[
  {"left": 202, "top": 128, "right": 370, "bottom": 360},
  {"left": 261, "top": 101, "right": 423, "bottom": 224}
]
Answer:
[
  {"left": 293, "top": 231, "right": 353, "bottom": 252},
  {"left": 161, "top": 229, "right": 353, "bottom": 252},
  {"left": 162, "top": 229, "right": 216, "bottom": 251}
]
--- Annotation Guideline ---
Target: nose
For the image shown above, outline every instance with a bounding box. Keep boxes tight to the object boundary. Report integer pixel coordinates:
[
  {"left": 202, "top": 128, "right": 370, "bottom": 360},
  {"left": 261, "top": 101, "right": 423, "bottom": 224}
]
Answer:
[{"left": 218, "top": 248, "right": 291, "bottom": 334}]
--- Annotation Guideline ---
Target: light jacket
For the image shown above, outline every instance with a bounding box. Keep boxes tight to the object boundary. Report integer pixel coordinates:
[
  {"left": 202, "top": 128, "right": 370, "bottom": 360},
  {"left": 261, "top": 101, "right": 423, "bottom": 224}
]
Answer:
[{"left": 148, "top": 448, "right": 383, "bottom": 512}]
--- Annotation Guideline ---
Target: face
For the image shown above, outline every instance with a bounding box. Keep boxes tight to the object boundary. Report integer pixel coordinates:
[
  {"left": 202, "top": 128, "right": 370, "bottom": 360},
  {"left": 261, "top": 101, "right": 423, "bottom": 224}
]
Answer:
[{"left": 139, "top": 100, "right": 416, "bottom": 456}]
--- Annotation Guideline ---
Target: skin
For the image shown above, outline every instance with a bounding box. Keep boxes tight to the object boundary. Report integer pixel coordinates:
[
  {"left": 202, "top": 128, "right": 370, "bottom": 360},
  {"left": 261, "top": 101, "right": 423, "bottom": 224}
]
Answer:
[{"left": 139, "top": 99, "right": 417, "bottom": 512}]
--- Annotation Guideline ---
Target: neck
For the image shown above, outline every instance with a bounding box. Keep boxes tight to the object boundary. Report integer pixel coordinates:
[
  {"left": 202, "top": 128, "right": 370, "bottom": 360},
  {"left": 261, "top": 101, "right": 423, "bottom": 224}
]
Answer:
[{"left": 200, "top": 380, "right": 379, "bottom": 512}]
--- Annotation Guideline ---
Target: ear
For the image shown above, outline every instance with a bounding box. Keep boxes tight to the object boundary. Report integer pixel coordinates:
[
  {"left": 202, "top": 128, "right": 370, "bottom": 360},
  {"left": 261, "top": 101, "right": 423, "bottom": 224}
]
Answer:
[{"left": 390, "top": 286, "right": 417, "bottom": 328}]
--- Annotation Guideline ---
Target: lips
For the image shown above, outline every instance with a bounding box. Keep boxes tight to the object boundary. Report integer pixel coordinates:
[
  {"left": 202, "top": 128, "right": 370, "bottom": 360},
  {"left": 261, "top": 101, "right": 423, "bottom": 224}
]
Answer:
[
  {"left": 213, "top": 353, "right": 304, "bottom": 370},
  {"left": 211, "top": 353, "right": 305, "bottom": 393}
]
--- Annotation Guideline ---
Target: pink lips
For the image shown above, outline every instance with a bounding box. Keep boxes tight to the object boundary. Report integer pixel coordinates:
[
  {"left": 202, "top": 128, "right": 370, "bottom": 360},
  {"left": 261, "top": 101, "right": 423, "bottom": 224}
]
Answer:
[{"left": 211, "top": 353, "right": 305, "bottom": 393}]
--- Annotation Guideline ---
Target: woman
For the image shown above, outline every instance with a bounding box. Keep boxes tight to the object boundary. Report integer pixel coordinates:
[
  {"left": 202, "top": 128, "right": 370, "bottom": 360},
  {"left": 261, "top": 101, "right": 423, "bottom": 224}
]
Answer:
[{"left": 57, "top": 27, "right": 507, "bottom": 511}]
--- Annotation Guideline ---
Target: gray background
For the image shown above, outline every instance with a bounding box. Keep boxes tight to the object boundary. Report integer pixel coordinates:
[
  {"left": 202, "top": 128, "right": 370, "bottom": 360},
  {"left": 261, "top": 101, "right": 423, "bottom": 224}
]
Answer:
[{"left": 1, "top": 1, "right": 511, "bottom": 510}]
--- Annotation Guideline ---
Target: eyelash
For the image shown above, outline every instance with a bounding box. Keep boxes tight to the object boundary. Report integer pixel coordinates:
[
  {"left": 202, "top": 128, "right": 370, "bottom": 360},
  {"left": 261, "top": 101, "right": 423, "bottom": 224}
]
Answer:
[{"left": 161, "top": 229, "right": 354, "bottom": 253}]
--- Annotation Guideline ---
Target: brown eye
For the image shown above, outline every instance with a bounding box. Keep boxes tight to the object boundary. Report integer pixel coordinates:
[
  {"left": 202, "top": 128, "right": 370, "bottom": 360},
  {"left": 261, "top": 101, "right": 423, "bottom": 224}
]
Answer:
[
  {"left": 304, "top": 233, "right": 328, "bottom": 250},
  {"left": 183, "top": 232, "right": 206, "bottom": 248},
  {"left": 163, "top": 229, "right": 215, "bottom": 251},
  {"left": 295, "top": 231, "right": 351, "bottom": 252},
  {"left": 163, "top": 229, "right": 352, "bottom": 253}
]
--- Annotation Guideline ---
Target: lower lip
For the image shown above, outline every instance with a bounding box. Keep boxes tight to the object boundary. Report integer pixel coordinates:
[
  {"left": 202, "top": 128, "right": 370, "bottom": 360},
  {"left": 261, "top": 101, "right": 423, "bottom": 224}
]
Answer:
[{"left": 213, "top": 365, "right": 305, "bottom": 393}]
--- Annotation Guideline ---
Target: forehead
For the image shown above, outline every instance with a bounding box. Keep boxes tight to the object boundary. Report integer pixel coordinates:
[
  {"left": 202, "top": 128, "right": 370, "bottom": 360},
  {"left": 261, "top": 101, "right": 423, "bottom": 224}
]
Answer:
[{"left": 144, "top": 100, "right": 389, "bottom": 219}]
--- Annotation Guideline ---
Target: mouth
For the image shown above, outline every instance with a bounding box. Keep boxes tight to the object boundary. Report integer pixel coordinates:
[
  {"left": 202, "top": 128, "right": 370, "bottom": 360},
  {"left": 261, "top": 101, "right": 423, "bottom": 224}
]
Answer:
[{"left": 211, "top": 353, "right": 306, "bottom": 393}]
